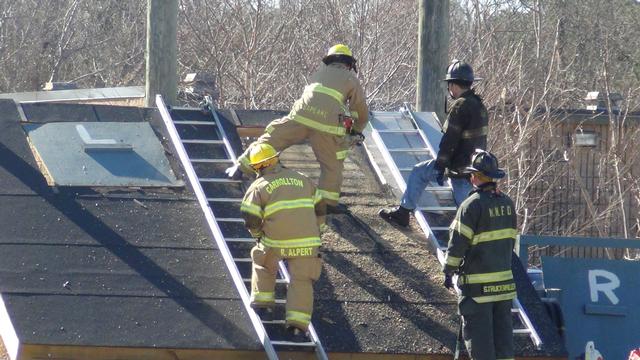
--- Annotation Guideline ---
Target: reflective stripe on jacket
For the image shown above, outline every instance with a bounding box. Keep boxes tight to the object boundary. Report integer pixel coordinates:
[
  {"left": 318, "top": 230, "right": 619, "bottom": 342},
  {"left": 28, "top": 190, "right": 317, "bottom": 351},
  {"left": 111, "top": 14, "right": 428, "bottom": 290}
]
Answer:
[
  {"left": 443, "top": 183, "right": 518, "bottom": 303},
  {"left": 289, "top": 63, "right": 369, "bottom": 136},
  {"left": 240, "top": 165, "right": 321, "bottom": 255},
  {"left": 436, "top": 89, "right": 488, "bottom": 172}
]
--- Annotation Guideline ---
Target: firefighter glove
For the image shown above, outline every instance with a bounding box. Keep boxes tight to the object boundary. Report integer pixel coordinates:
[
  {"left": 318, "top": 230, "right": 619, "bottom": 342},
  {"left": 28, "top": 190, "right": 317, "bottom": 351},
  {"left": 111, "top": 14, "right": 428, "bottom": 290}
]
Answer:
[
  {"left": 225, "top": 163, "right": 241, "bottom": 179},
  {"left": 443, "top": 272, "right": 454, "bottom": 290},
  {"left": 348, "top": 131, "right": 365, "bottom": 147}
]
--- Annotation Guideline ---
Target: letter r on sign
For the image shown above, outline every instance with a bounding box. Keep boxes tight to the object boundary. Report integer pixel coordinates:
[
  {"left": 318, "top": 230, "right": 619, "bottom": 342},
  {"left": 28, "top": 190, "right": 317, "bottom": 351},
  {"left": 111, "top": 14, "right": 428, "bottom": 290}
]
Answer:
[{"left": 588, "top": 269, "right": 620, "bottom": 305}]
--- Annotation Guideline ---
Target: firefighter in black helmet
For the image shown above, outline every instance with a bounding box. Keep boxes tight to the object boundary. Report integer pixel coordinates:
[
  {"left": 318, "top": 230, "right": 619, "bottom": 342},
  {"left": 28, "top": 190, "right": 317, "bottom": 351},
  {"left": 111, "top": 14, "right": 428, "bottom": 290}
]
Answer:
[
  {"left": 379, "top": 60, "right": 488, "bottom": 227},
  {"left": 444, "top": 149, "right": 517, "bottom": 360}
]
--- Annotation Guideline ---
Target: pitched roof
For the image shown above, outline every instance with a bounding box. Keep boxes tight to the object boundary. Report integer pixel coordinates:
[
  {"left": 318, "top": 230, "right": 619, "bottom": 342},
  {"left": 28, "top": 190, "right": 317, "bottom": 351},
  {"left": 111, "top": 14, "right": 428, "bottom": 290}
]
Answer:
[
  {"left": 0, "top": 99, "right": 261, "bottom": 353},
  {"left": 0, "top": 95, "right": 566, "bottom": 358}
]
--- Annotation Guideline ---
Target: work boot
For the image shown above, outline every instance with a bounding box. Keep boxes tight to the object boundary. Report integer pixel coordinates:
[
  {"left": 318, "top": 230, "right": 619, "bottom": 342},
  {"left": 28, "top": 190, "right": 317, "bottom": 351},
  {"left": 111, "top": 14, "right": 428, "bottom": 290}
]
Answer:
[
  {"left": 286, "top": 326, "right": 310, "bottom": 343},
  {"left": 326, "top": 203, "right": 349, "bottom": 214},
  {"left": 378, "top": 206, "right": 411, "bottom": 227}
]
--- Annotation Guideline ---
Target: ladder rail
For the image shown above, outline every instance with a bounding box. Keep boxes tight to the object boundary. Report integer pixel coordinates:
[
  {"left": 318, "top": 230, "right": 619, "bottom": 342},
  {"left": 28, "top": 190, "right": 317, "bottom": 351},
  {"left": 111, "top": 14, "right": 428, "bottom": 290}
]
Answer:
[
  {"left": 402, "top": 106, "right": 454, "bottom": 258},
  {"left": 401, "top": 102, "right": 440, "bottom": 158},
  {"left": 207, "top": 99, "right": 329, "bottom": 360},
  {"left": 367, "top": 115, "right": 445, "bottom": 255},
  {"left": 156, "top": 95, "right": 279, "bottom": 360},
  {"left": 209, "top": 101, "right": 239, "bottom": 160}
]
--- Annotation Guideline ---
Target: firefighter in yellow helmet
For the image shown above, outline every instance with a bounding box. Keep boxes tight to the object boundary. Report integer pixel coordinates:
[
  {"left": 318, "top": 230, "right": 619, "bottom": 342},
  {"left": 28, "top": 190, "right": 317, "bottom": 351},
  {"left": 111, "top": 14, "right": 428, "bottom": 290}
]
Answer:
[
  {"left": 240, "top": 143, "right": 323, "bottom": 341},
  {"left": 229, "top": 44, "right": 369, "bottom": 224}
]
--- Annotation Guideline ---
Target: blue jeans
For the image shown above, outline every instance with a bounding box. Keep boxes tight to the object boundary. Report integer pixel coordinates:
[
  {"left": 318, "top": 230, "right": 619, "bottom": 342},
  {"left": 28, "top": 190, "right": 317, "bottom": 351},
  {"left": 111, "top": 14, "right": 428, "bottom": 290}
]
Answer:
[{"left": 400, "top": 159, "right": 472, "bottom": 210}]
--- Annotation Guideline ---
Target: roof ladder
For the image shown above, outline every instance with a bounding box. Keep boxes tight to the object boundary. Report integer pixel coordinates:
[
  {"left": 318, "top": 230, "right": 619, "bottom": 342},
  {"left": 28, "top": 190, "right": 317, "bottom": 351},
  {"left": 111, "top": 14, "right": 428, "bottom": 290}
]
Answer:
[
  {"left": 364, "top": 104, "right": 542, "bottom": 350},
  {"left": 156, "top": 95, "right": 328, "bottom": 360}
]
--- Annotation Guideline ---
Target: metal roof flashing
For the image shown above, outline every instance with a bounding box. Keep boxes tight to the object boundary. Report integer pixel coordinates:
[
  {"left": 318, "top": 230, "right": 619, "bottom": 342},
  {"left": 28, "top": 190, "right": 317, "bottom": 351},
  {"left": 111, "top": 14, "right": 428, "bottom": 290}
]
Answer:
[
  {"left": 0, "top": 86, "right": 145, "bottom": 104},
  {"left": 23, "top": 121, "right": 183, "bottom": 188}
]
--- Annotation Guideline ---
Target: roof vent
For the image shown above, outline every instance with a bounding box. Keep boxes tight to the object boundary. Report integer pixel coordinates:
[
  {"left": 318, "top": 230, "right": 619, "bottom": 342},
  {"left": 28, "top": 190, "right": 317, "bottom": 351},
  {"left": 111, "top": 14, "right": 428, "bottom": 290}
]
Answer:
[
  {"left": 584, "top": 91, "right": 623, "bottom": 113},
  {"left": 181, "top": 72, "right": 218, "bottom": 100}
]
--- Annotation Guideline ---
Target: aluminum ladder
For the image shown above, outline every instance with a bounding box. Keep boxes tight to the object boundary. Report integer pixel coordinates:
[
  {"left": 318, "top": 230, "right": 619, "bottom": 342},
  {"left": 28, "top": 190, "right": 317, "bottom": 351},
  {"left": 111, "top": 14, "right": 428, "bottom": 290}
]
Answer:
[
  {"left": 156, "top": 95, "right": 328, "bottom": 360},
  {"left": 364, "top": 106, "right": 543, "bottom": 350}
]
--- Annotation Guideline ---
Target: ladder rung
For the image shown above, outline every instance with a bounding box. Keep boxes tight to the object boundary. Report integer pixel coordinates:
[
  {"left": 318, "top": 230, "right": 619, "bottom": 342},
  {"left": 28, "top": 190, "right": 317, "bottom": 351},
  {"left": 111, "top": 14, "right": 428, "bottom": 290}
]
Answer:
[
  {"left": 200, "top": 178, "right": 242, "bottom": 183},
  {"left": 271, "top": 340, "right": 316, "bottom": 347},
  {"left": 513, "top": 329, "right": 533, "bottom": 335},
  {"left": 374, "top": 114, "right": 402, "bottom": 120},
  {"left": 225, "top": 237, "right": 255, "bottom": 243},
  {"left": 182, "top": 139, "right": 225, "bottom": 144},
  {"left": 387, "top": 148, "right": 431, "bottom": 152},
  {"left": 216, "top": 217, "right": 244, "bottom": 222},
  {"left": 512, "top": 307, "right": 526, "bottom": 315},
  {"left": 244, "top": 278, "right": 286, "bottom": 284},
  {"left": 262, "top": 319, "right": 286, "bottom": 324},
  {"left": 416, "top": 206, "right": 457, "bottom": 211},
  {"left": 234, "top": 258, "right": 252, "bottom": 262},
  {"left": 170, "top": 106, "right": 199, "bottom": 111},
  {"left": 208, "top": 197, "right": 242, "bottom": 202},
  {"left": 430, "top": 226, "right": 449, "bottom": 231},
  {"left": 173, "top": 120, "right": 217, "bottom": 125},
  {"left": 252, "top": 299, "right": 287, "bottom": 305},
  {"left": 191, "top": 158, "right": 233, "bottom": 163},
  {"left": 376, "top": 129, "right": 419, "bottom": 133},
  {"left": 424, "top": 186, "right": 452, "bottom": 191}
]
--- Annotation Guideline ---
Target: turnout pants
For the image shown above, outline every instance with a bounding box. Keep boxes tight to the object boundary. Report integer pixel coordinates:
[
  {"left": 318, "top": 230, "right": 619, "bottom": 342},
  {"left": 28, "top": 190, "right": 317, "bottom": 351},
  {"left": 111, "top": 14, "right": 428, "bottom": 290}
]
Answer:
[
  {"left": 237, "top": 117, "right": 349, "bottom": 222},
  {"left": 250, "top": 243, "right": 322, "bottom": 331},
  {"left": 459, "top": 297, "right": 515, "bottom": 360}
]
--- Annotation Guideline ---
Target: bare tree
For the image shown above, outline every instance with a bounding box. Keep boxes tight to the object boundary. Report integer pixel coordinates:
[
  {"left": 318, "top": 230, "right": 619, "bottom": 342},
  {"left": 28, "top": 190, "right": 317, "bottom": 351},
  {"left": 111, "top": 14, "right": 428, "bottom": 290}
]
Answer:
[
  {"left": 0, "top": 0, "right": 146, "bottom": 92},
  {"left": 1, "top": 0, "right": 640, "bottom": 258}
]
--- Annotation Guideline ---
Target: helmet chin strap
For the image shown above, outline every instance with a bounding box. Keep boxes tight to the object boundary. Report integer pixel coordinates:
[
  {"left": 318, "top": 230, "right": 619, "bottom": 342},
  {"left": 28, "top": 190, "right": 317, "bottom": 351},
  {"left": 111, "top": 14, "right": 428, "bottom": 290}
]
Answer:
[
  {"left": 252, "top": 157, "right": 279, "bottom": 173},
  {"left": 447, "top": 82, "right": 455, "bottom": 99}
]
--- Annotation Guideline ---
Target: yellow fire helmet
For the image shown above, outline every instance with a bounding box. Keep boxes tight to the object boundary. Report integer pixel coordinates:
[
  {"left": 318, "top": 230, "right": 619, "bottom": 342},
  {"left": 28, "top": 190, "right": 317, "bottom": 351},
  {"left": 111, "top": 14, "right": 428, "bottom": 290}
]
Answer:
[
  {"left": 249, "top": 143, "right": 279, "bottom": 170},
  {"left": 325, "top": 44, "right": 352, "bottom": 58}
]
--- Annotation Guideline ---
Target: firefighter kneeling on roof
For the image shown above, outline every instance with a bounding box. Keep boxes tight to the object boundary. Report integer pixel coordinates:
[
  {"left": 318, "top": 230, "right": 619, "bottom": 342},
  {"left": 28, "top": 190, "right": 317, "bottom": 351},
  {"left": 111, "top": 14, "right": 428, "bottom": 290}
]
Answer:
[
  {"left": 240, "top": 143, "right": 323, "bottom": 341},
  {"left": 443, "top": 149, "right": 518, "bottom": 360}
]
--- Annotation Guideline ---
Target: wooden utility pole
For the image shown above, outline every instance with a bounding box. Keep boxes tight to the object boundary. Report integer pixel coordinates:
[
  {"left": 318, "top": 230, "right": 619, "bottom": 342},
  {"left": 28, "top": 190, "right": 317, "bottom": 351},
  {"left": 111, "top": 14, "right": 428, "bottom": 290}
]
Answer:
[
  {"left": 145, "top": 0, "right": 178, "bottom": 107},
  {"left": 416, "top": 0, "right": 449, "bottom": 120}
]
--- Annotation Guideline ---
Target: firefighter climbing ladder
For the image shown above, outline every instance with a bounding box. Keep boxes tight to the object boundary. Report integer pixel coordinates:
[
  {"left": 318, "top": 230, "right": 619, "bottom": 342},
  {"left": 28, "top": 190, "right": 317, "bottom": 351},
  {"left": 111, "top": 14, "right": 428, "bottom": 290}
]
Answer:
[
  {"left": 156, "top": 95, "right": 328, "bottom": 360},
  {"left": 365, "top": 106, "right": 543, "bottom": 350}
]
